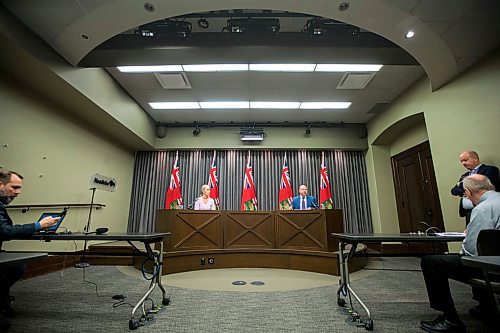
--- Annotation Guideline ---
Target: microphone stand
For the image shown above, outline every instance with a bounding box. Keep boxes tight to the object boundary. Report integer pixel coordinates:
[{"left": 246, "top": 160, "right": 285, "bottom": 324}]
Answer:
[
  {"left": 187, "top": 197, "right": 200, "bottom": 210},
  {"left": 75, "top": 187, "right": 96, "bottom": 268}
]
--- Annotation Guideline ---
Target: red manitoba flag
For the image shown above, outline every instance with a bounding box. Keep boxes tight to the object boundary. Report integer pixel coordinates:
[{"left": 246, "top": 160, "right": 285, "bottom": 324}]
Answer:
[{"left": 165, "top": 151, "right": 183, "bottom": 209}]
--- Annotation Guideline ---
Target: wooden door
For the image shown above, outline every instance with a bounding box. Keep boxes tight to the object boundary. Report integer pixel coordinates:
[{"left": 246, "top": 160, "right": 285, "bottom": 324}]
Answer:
[{"left": 392, "top": 141, "right": 446, "bottom": 252}]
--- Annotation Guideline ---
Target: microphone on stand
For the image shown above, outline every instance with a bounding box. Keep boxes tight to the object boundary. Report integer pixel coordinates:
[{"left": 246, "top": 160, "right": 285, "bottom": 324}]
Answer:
[{"left": 187, "top": 197, "right": 201, "bottom": 210}]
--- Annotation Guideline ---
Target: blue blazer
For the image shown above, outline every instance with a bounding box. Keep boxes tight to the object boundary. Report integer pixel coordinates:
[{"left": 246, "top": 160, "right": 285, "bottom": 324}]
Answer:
[{"left": 291, "top": 195, "right": 318, "bottom": 210}]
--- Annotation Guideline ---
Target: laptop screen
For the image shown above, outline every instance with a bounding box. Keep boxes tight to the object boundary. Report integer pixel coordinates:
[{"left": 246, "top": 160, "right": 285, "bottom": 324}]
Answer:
[{"left": 37, "top": 210, "right": 67, "bottom": 232}]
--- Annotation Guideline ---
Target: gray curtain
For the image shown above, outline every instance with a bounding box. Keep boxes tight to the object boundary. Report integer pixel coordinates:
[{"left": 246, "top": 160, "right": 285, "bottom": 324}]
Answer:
[{"left": 128, "top": 150, "right": 372, "bottom": 233}]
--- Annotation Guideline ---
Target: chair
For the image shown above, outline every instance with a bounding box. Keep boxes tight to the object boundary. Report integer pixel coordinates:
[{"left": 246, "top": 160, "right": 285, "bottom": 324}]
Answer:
[
  {"left": 477, "top": 229, "right": 500, "bottom": 256},
  {"left": 468, "top": 229, "right": 500, "bottom": 318}
]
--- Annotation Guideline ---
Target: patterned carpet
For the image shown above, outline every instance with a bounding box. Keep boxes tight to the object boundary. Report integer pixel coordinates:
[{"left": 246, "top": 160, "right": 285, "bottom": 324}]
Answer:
[{"left": 8, "top": 257, "right": 494, "bottom": 332}]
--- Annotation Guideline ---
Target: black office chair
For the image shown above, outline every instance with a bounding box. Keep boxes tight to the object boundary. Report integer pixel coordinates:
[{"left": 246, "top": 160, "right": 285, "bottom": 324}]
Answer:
[
  {"left": 468, "top": 229, "right": 500, "bottom": 320},
  {"left": 476, "top": 229, "right": 500, "bottom": 255}
]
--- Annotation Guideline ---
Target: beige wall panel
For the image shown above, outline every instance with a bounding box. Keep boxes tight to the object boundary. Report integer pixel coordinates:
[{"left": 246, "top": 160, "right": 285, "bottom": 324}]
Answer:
[{"left": 0, "top": 74, "right": 136, "bottom": 252}]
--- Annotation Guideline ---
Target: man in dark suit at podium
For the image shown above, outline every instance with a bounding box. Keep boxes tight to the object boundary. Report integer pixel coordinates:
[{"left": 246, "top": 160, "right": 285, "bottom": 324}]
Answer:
[
  {"left": 292, "top": 184, "right": 318, "bottom": 210},
  {"left": 451, "top": 151, "right": 500, "bottom": 224}
]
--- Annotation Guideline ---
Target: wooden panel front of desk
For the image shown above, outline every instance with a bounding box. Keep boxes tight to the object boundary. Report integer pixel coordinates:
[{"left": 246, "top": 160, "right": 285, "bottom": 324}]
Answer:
[
  {"left": 156, "top": 210, "right": 342, "bottom": 252},
  {"left": 155, "top": 209, "right": 344, "bottom": 274},
  {"left": 277, "top": 210, "right": 328, "bottom": 251},
  {"left": 225, "top": 211, "right": 275, "bottom": 248},
  {"left": 156, "top": 210, "right": 223, "bottom": 251}
]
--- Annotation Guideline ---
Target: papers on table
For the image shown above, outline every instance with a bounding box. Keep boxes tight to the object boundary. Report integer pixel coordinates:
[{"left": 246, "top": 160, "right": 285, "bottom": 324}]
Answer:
[{"left": 435, "top": 232, "right": 466, "bottom": 237}]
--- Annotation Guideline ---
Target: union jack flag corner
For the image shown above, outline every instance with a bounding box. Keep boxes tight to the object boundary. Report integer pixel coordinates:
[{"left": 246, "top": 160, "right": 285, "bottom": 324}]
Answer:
[
  {"left": 165, "top": 151, "right": 183, "bottom": 209},
  {"left": 241, "top": 151, "right": 257, "bottom": 211},
  {"left": 319, "top": 152, "right": 334, "bottom": 209}
]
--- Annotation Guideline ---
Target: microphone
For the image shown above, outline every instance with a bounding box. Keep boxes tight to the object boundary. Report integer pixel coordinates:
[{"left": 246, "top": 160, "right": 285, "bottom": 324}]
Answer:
[
  {"left": 96, "top": 227, "right": 108, "bottom": 234},
  {"left": 187, "top": 197, "right": 201, "bottom": 210},
  {"left": 84, "top": 227, "right": 109, "bottom": 235}
]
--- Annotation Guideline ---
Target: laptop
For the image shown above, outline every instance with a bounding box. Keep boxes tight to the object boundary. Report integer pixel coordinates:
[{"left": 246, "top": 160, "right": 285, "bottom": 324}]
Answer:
[{"left": 35, "top": 209, "right": 67, "bottom": 234}]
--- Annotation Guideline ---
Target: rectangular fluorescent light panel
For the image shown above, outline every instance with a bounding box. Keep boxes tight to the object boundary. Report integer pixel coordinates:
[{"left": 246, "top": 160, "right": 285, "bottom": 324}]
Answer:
[
  {"left": 250, "top": 101, "right": 301, "bottom": 109},
  {"left": 182, "top": 64, "right": 248, "bottom": 72},
  {"left": 119, "top": 64, "right": 382, "bottom": 73},
  {"left": 249, "top": 64, "right": 316, "bottom": 72},
  {"left": 150, "top": 101, "right": 352, "bottom": 109},
  {"left": 315, "top": 64, "right": 382, "bottom": 72},
  {"left": 118, "top": 65, "right": 183, "bottom": 73},
  {"left": 149, "top": 102, "right": 200, "bottom": 109},
  {"left": 199, "top": 101, "right": 249, "bottom": 109},
  {"left": 300, "top": 102, "right": 351, "bottom": 109}
]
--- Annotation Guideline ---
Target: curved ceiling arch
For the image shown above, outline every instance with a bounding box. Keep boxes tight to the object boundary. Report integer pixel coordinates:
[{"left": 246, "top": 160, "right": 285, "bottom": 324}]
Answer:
[
  {"left": 55, "top": 0, "right": 456, "bottom": 90},
  {"left": 372, "top": 113, "right": 426, "bottom": 145}
]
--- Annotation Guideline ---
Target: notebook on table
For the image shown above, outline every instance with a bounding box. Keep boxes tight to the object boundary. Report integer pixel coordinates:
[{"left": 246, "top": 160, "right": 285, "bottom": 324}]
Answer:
[{"left": 34, "top": 209, "right": 67, "bottom": 234}]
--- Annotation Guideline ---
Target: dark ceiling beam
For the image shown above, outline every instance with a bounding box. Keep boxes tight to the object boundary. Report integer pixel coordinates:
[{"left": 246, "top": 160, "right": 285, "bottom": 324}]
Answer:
[{"left": 80, "top": 33, "right": 417, "bottom": 67}]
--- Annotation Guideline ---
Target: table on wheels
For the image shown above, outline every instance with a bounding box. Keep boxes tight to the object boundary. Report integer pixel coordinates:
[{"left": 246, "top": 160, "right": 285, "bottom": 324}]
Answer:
[
  {"left": 15, "top": 232, "right": 170, "bottom": 330},
  {"left": 332, "top": 232, "right": 465, "bottom": 331}
]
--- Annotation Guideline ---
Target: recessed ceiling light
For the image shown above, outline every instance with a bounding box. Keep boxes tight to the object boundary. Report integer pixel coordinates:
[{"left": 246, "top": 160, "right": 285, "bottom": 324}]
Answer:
[
  {"left": 118, "top": 65, "right": 183, "bottom": 73},
  {"left": 149, "top": 101, "right": 352, "bottom": 110},
  {"left": 250, "top": 102, "right": 301, "bottom": 109},
  {"left": 143, "top": 2, "right": 155, "bottom": 12},
  {"left": 199, "top": 101, "right": 249, "bottom": 109},
  {"left": 315, "top": 64, "right": 382, "bottom": 72},
  {"left": 149, "top": 102, "right": 200, "bottom": 109},
  {"left": 300, "top": 102, "right": 351, "bottom": 109},
  {"left": 249, "top": 64, "right": 316, "bottom": 72},
  {"left": 405, "top": 30, "right": 415, "bottom": 38},
  {"left": 338, "top": 2, "right": 350, "bottom": 11},
  {"left": 182, "top": 64, "right": 248, "bottom": 72},
  {"left": 118, "top": 63, "right": 384, "bottom": 73}
]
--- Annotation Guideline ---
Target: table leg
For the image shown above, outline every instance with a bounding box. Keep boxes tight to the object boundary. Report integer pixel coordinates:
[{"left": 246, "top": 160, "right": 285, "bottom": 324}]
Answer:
[
  {"left": 129, "top": 239, "right": 170, "bottom": 330},
  {"left": 336, "top": 240, "right": 373, "bottom": 331},
  {"left": 156, "top": 240, "right": 169, "bottom": 306}
]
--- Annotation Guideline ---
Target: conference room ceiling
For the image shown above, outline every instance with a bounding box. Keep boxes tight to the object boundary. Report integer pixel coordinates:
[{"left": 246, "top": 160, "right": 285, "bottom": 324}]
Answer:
[{"left": 3, "top": 1, "right": 500, "bottom": 125}]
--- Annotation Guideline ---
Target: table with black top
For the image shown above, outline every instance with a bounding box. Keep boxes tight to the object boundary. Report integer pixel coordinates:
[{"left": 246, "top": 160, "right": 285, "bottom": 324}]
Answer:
[
  {"left": 461, "top": 255, "right": 500, "bottom": 273},
  {"left": 0, "top": 251, "right": 48, "bottom": 268},
  {"left": 332, "top": 233, "right": 465, "bottom": 331},
  {"left": 462, "top": 255, "right": 500, "bottom": 316},
  {"left": 14, "top": 232, "right": 170, "bottom": 330}
]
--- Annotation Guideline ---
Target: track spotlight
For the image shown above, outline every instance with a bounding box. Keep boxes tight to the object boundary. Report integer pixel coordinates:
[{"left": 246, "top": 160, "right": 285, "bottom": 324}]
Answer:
[
  {"left": 305, "top": 124, "right": 311, "bottom": 135},
  {"left": 193, "top": 126, "right": 201, "bottom": 136},
  {"left": 197, "top": 18, "right": 209, "bottom": 29}
]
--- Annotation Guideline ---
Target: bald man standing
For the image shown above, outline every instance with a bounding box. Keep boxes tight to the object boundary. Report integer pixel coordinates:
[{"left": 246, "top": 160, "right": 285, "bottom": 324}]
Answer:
[{"left": 451, "top": 151, "right": 500, "bottom": 225}]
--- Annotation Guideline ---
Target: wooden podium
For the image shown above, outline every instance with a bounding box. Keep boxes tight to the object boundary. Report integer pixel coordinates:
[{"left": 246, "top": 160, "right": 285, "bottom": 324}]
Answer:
[{"left": 155, "top": 209, "right": 344, "bottom": 275}]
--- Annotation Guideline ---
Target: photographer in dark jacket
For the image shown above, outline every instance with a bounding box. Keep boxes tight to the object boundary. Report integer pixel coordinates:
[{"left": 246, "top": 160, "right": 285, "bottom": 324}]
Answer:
[
  {"left": 0, "top": 171, "right": 58, "bottom": 330},
  {"left": 451, "top": 151, "right": 500, "bottom": 224}
]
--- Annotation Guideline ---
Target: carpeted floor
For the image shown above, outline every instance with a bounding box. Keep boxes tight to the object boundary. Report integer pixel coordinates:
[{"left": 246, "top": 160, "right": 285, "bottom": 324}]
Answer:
[{"left": 8, "top": 257, "right": 494, "bottom": 332}]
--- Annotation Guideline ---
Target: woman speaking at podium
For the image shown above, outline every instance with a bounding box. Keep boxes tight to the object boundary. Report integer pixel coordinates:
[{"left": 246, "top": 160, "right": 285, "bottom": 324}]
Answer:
[{"left": 194, "top": 185, "right": 216, "bottom": 210}]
